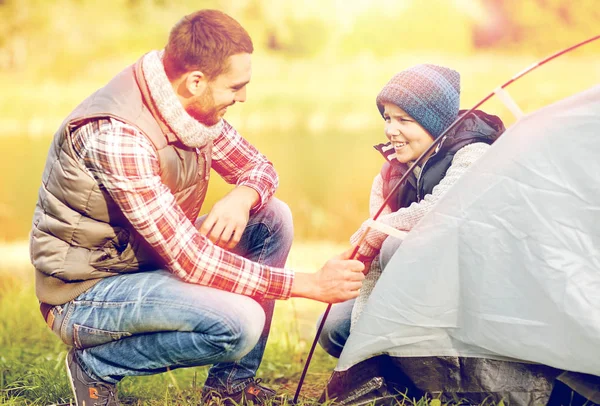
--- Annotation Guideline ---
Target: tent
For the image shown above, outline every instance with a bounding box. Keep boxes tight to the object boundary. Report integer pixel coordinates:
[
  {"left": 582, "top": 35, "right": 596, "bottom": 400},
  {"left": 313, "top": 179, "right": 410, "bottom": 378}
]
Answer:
[{"left": 321, "top": 85, "right": 600, "bottom": 406}]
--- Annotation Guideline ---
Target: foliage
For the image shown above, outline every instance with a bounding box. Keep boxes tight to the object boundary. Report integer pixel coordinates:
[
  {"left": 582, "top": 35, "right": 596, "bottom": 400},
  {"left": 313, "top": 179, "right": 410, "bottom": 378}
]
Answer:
[
  {"left": 473, "top": 0, "right": 600, "bottom": 52},
  {"left": 337, "top": 1, "right": 472, "bottom": 58},
  {"left": 0, "top": 1, "right": 599, "bottom": 244},
  {"left": 0, "top": 0, "right": 598, "bottom": 74},
  {"left": 2, "top": 49, "right": 600, "bottom": 243}
]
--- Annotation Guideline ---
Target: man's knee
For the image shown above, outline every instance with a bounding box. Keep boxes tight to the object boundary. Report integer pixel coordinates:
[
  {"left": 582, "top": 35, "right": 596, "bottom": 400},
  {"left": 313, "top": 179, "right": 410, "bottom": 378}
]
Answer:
[
  {"left": 217, "top": 298, "right": 266, "bottom": 361},
  {"left": 260, "top": 198, "right": 293, "bottom": 238},
  {"left": 379, "top": 236, "right": 403, "bottom": 270}
]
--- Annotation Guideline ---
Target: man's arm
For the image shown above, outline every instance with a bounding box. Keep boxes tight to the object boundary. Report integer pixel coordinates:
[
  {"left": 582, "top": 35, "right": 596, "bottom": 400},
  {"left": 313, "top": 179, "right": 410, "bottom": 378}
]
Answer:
[
  {"left": 211, "top": 120, "right": 278, "bottom": 211},
  {"left": 74, "top": 119, "right": 364, "bottom": 303},
  {"left": 72, "top": 118, "right": 293, "bottom": 300},
  {"left": 201, "top": 121, "right": 279, "bottom": 249}
]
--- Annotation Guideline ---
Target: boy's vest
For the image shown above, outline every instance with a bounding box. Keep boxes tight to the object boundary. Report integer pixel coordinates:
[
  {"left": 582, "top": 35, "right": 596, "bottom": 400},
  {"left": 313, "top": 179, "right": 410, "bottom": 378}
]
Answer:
[
  {"left": 381, "top": 110, "right": 505, "bottom": 212},
  {"left": 30, "top": 57, "right": 212, "bottom": 305}
]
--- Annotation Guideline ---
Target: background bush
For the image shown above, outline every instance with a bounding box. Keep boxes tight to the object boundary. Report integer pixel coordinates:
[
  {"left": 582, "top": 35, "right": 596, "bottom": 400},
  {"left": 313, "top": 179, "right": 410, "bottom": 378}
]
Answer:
[{"left": 0, "top": 0, "right": 599, "bottom": 243}]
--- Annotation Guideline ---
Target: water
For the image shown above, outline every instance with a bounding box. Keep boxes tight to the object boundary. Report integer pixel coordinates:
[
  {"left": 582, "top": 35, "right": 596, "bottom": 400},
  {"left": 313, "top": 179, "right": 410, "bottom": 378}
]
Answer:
[
  {"left": 0, "top": 129, "right": 382, "bottom": 243},
  {"left": 0, "top": 135, "right": 52, "bottom": 241}
]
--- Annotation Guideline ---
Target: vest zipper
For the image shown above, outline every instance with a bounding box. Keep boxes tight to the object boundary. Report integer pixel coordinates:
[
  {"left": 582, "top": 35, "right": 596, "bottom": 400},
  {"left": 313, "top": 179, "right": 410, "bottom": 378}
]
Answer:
[
  {"left": 204, "top": 150, "right": 210, "bottom": 181},
  {"left": 197, "top": 148, "right": 210, "bottom": 181},
  {"left": 416, "top": 137, "right": 446, "bottom": 201}
]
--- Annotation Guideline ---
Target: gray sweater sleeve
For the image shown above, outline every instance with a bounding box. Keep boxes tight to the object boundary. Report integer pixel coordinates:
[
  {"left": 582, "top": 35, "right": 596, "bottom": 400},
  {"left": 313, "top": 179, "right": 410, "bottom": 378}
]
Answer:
[{"left": 350, "top": 142, "right": 491, "bottom": 258}]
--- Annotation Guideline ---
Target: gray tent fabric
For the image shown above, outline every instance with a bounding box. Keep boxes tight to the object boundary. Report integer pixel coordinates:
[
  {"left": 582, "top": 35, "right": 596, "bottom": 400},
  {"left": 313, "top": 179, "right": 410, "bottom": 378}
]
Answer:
[
  {"left": 322, "top": 85, "right": 600, "bottom": 405},
  {"left": 322, "top": 355, "right": 561, "bottom": 405}
]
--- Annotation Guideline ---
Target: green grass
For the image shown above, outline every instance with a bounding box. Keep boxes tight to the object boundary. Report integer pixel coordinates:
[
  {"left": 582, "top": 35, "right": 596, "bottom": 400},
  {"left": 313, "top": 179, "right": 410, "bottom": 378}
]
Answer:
[
  {"left": 0, "top": 241, "right": 484, "bottom": 405},
  {"left": 0, "top": 242, "right": 343, "bottom": 405}
]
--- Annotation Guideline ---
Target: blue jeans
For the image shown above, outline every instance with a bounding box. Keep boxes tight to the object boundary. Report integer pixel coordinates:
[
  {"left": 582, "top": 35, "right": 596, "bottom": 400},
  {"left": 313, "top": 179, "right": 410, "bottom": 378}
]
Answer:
[
  {"left": 317, "top": 235, "right": 402, "bottom": 358},
  {"left": 49, "top": 198, "right": 293, "bottom": 394}
]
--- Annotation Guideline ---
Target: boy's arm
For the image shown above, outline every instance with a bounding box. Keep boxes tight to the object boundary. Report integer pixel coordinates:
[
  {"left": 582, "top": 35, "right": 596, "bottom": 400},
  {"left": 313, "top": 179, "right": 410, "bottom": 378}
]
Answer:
[
  {"left": 354, "top": 143, "right": 490, "bottom": 255},
  {"left": 202, "top": 121, "right": 277, "bottom": 249},
  {"left": 350, "top": 173, "right": 389, "bottom": 260}
]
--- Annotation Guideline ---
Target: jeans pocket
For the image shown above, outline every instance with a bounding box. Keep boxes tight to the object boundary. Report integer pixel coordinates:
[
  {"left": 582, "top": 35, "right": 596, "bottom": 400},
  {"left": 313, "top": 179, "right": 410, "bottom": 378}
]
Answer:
[
  {"left": 73, "top": 324, "right": 132, "bottom": 349},
  {"left": 50, "top": 303, "right": 75, "bottom": 347}
]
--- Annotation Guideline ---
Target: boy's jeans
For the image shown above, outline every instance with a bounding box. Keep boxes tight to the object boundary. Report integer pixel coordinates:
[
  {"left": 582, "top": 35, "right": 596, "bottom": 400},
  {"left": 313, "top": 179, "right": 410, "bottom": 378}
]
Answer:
[
  {"left": 317, "top": 235, "right": 402, "bottom": 358},
  {"left": 49, "top": 198, "right": 293, "bottom": 394}
]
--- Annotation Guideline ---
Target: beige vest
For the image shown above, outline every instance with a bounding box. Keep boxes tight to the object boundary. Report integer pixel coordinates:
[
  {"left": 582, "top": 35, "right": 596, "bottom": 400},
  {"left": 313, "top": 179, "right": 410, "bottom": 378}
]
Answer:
[{"left": 30, "top": 57, "right": 212, "bottom": 305}]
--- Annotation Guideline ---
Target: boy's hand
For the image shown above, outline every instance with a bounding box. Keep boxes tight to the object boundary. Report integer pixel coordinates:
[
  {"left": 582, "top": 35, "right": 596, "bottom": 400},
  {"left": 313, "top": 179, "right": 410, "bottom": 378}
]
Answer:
[{"left": 353, "top": 250, "right": 374, "bottom": 275}]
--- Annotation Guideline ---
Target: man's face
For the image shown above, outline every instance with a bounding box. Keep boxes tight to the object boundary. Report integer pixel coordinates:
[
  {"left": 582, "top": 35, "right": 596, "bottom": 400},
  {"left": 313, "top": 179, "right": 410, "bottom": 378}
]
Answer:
[{"left": 186, "top": 53, "right": 252, "bottom": 126}]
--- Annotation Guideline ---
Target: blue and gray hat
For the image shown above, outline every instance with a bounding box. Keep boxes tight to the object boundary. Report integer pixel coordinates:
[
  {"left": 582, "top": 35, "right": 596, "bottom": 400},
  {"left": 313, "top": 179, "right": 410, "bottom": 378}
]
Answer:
[{"left": 376, "top": 64, "right": 461, "bottom": 139}]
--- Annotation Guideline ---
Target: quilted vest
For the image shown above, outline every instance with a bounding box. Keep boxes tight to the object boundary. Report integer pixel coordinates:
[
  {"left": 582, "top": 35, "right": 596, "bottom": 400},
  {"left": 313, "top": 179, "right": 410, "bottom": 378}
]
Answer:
[
  {"left": 30, "top": 57, "right": 212, "bottom": 305},
  {"left": 381, "top": 110, "right": 505, "bottom": 212}
]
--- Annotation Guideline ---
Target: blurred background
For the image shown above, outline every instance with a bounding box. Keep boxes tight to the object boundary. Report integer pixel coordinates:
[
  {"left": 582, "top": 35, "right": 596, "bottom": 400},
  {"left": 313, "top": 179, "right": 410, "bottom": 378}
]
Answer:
[{"left": 1, "top": 0, "right": 599, "bottom": 246}]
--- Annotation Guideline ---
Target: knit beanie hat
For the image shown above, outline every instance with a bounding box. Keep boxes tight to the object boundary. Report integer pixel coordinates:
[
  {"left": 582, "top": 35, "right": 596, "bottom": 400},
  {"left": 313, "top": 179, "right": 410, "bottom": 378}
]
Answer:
[{"left": 376, "top": 64, "right": 461, "bottom": 139}]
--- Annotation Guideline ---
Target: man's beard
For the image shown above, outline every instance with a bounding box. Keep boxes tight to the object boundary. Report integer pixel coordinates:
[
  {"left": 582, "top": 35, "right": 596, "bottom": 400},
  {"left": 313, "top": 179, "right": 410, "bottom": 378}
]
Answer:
[{"left": 186, "top": 87, "right": 223, "bottom": 126}]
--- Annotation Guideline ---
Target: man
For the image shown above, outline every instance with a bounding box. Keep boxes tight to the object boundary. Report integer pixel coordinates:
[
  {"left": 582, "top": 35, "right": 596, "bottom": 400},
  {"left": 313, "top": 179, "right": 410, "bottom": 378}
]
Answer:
[{"left": 30, "top": 9, "right": 364, "bottom": 406}]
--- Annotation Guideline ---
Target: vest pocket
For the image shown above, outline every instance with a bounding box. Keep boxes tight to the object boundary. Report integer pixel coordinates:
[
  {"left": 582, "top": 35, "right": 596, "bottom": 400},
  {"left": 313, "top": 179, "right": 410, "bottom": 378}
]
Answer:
[
  {"left": 90, "top": 228, "right": 137, "bottom": 270},
  {"left": 73, "top": 323, "right": 132, "bottom": 349}
]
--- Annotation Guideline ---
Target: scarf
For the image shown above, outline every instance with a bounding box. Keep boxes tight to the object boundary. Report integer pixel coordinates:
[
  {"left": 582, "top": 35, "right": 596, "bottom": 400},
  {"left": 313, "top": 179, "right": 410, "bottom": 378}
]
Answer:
[{"left": 140, "top": 50, "right": 223, "bottom": 148}]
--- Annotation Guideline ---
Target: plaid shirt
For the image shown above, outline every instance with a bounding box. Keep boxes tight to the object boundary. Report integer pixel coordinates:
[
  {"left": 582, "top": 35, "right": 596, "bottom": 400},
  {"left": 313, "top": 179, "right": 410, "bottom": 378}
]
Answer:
[{"left": 71, "top": 118, "right": 294, "bottom": 300}]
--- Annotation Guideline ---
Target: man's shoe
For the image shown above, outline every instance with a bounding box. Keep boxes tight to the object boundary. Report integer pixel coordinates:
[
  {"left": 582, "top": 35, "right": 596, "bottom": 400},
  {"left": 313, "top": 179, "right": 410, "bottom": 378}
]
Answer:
[
  {"left": 202, "top": 378, "right": 283, "bottom": 405},
  {"left": 65, "top": 349, "right": 120, "bottom": 406}
]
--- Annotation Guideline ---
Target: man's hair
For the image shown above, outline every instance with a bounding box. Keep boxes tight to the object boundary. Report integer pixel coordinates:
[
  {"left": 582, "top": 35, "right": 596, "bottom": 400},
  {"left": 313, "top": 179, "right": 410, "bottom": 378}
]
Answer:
[{"left": 163, "top": 9, "right": 254, "bottom": 81}]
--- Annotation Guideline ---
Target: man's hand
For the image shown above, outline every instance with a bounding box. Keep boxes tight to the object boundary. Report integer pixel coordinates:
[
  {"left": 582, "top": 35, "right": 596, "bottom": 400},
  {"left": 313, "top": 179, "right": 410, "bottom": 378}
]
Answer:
[
  {"left": 291, "top": 248, "right": 365, "bottom": 303},
  {"left": 199, "top": 186, "right": 259, "bottom": 250}
]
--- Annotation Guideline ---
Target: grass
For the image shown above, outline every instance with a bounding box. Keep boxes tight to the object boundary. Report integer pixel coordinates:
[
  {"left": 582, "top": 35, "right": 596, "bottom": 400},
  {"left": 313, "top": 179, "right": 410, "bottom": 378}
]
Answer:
[
  {"left": 0, "top": 241, "right": 342, "bottom": 405},
  {"left": 0, "top": 241, "right": 487, "bottom": 405}
]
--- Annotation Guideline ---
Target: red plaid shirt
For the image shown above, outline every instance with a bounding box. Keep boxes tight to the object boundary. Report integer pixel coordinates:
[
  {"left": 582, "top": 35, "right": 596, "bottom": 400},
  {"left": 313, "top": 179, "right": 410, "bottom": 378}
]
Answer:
[{"left": 71, "top": 118, "right": 294, "bottom": 300}]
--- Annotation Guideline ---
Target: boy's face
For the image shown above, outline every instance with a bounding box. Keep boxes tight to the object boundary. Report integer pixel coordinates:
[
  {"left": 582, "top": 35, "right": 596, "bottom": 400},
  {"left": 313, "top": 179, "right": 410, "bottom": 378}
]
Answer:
[{"left": 382, "top": 102, "right": 435, "bottom": 164}]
